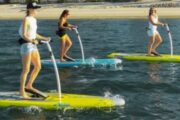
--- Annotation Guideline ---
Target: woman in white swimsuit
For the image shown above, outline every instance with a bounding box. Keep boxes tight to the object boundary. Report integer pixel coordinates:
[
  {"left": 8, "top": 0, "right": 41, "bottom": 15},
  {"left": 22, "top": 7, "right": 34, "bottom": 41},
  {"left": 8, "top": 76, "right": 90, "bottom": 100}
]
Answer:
[
  {"left": 19, "top": 2, "right": 50, "bottom": 99},
  {"left": 147, "top": 7, "right": 166, "bottom": 56}
]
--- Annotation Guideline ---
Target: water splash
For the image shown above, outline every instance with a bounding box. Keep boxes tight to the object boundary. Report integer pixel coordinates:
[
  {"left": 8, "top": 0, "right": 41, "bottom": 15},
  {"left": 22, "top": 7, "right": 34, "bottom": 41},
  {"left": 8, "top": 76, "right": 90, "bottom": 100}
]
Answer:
[
  {"left": 86, "top": 57, "right": 123, "bottom": 71},
  {"left": 5, "top": 106, "right": 42, "bottom": 118},
  {"left": 104, "top": 91, "right": 125, "bottom": 106},
  {"left": 24, "top": 106, "right": 42, "bottom": 114},
  {"left": 87, "top": 57, "right": 96, "bottom": 67}
]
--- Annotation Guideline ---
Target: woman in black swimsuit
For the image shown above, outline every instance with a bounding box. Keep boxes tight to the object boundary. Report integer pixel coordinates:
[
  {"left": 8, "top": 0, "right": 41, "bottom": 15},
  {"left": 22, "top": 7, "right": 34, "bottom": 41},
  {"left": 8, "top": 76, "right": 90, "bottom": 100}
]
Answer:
[{"left": 56, "top": 10, "right": 76, "bottom": 62}]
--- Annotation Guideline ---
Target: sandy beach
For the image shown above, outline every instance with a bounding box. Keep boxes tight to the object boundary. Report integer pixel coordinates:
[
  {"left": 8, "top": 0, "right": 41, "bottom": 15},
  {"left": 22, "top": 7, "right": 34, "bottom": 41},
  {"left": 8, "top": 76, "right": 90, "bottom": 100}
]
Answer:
[{"left": 0, "top": 3, "right": 180, "bottom": 19}]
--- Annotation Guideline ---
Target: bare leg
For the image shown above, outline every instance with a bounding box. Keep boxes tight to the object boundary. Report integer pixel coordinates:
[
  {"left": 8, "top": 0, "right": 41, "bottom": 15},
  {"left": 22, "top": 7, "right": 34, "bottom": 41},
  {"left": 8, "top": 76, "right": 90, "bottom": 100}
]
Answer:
[
  {"left": 60, "top": 39, "right": 66, "bottom": 62},
  {"left": 147, "top": 36, "right": 155, "bottom": 56},
  {"left": 20, "top": 53, "right": 31, "bottom": 99},
  {"left": 26, "top": 51, "right": 41, "bottom": 90},
  {"left": 64, "top": 35, "right": 72, "bottom": 57},
  {"left": 152, "top": 33, "right": 163, "bottom": 53}
]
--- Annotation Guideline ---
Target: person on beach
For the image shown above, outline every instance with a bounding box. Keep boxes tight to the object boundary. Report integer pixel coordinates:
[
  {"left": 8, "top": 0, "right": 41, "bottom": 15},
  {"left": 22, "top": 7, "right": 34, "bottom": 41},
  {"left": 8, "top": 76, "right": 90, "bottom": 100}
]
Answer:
[
  {"left": 19, "top": 2, "right": 50, "bottom": 99},
  {"left": 147, "top": 7, "right": 166, "bottom": 56},
  {"left": 56, "top": 10, "right": 77, "bottom": 62}
]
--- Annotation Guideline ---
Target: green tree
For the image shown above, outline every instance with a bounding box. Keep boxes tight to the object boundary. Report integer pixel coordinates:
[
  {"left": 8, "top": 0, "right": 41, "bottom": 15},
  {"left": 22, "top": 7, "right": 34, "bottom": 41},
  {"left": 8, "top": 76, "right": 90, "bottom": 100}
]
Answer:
[
  {"left": 58, "top": 0, "right": 65, "bottom": 3},
  {"left": 26, "top": 0, "right": 39, "bottom": 3}
]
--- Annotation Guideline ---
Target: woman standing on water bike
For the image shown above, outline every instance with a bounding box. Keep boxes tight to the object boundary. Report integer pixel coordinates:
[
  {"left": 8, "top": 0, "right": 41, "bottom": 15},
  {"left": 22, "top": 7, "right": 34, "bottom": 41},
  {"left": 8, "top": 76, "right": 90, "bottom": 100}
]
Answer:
[
  {"left": 147, "top": 7, "right": 166, "bottom": 56},
  {"left": 19, "top": 2, "right": 50, "bottom": 99},
  {"left": 56, "top": 10, "right": 77, "bottom": 62}
]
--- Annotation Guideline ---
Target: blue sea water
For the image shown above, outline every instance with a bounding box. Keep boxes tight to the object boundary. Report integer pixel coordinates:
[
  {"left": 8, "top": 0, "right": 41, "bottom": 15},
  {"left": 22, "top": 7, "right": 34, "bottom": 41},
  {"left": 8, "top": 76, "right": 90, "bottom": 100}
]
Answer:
[{"left": 0, "top": 19, "right": 180, "bottom": 120}]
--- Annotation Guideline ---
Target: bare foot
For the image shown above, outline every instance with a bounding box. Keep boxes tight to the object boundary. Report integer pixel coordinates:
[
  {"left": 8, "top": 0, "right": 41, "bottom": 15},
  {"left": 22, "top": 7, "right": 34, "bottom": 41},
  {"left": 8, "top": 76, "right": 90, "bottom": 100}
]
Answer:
[
  {"left": 151, "top": 51, "right": 160, "bottom": 56},
  {"left": 25, "top": 86, "right": 48, "bottom": 98},
  {"left": 20, "top": 92, "right": 31, "bottom": 99},
  {"left": 147, "top": 53, "right": 155, "bottom": 56},
  {"left": 25, "top": 86, "right": 40, "bottom": 93},
  {"left": 60, "top": 59, "right": 66, "bottom": 62},
  {"left": 64, "top": 55, "right": 75, "bottom": 61},
  {"left": 64, "top": 55, "right": 72, "bottom": 59}
]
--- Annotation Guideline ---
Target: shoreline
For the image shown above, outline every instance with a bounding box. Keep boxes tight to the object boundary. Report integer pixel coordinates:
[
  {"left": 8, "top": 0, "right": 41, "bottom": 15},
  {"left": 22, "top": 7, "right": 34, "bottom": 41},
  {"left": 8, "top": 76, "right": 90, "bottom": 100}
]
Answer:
[{"left": 0, "top": 4, "right": 180, "bottom": 20}]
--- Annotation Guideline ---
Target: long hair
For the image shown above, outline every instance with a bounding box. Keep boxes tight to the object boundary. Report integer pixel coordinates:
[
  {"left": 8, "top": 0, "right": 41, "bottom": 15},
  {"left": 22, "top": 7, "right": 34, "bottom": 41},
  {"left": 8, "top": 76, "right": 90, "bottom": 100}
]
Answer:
[
  {"left": 60, "top": 9, "right": 69, "bottom": 19},
  {"left": 149, "top": 7, "right": 155, "bottom": 16},
  {"left": 26, "top": 9, "right": 30, "bottom": 16}
]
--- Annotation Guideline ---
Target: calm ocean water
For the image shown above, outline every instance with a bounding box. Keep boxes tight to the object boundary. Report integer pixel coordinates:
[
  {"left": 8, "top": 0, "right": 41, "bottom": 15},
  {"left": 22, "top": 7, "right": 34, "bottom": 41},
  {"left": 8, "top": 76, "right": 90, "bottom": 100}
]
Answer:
[{"left": 0, "top": 19, "right": 180, "bottom": 120}]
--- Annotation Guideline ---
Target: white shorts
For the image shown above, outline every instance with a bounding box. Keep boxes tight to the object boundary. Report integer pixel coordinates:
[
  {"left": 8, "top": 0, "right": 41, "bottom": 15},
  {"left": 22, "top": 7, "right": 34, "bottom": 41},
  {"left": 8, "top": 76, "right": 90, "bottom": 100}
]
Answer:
[
  {"left": 20, "top": 43, "right": 38, "bottom": 56},
  {"left": 147, "top": 29, "right": 159, "bottom": 37}
]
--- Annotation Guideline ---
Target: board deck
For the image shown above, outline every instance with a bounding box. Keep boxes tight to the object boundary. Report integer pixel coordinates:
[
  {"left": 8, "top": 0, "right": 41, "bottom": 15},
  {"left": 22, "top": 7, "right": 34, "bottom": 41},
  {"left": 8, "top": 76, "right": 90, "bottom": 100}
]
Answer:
[
  {"left": 41, "top": 59, "right": 122, "bottom": 68},
  {"left": 108, "top": 53, "right": 180, "bottom": 63},
  {"left": 0, "top": 92, "right": 125, "bottom": 110}
]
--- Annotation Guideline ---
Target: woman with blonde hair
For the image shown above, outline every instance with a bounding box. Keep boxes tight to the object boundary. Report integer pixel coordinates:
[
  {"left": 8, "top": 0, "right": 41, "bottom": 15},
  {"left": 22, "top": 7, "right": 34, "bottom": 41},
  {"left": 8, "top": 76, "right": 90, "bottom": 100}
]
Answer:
[
  {"left": 147, "top": 7, "right": 166, "bottom": 56},
  {"left": 19, "top": 2, "right": 50, "bottom": 99}
]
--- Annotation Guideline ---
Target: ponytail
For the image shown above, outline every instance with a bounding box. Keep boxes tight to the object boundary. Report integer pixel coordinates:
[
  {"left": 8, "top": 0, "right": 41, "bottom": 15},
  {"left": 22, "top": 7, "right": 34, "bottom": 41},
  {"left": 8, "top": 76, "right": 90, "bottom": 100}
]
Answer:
[{"left": 26, "top": 9, "right": 30, "bottom": 16}]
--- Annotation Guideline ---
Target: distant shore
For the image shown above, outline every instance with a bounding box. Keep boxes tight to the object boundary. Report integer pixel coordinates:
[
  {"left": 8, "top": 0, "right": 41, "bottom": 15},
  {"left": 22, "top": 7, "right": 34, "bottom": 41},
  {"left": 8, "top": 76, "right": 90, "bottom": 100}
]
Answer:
[{"left": 0, "top": 3, "right": 180, "bottom": 20}]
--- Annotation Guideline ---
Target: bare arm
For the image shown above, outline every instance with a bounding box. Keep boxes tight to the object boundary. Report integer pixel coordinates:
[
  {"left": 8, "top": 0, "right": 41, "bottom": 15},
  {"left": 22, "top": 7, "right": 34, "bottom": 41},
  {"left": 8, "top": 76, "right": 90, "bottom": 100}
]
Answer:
[
  {"left": 22, "top": 17, "right": 50, "bottom": 44},
  {"left": 59, "top": 18, "right": 76, "bottom": 29},
  {"left": 67, "top": 23, "right": 76, "bottom": 28},
  {"left": 149, "top": 15, "right": 164, "bottom": 26},
  {"left": 36, "top": 34, "right": 50, "bottom": 41},
  {"left": 22, "top": 18, "right": 32, "bottom": 42},
  {"left": 157, "top": 19, "right": 165, "bottom": 26},
  {"left": 59, "top": 18, "right": 68, "bottom": 29}
]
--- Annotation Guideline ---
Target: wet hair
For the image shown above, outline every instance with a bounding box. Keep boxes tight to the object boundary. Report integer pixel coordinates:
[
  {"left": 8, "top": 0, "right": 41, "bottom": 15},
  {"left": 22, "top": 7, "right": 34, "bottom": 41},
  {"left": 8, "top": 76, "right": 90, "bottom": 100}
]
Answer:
[
  {"left": 149, "top": 6, "right": 156, "bottom": 16},
  {"left": 60, "top": 9, "right": 69, "bottom": 19}
]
